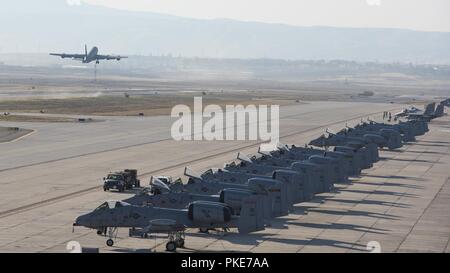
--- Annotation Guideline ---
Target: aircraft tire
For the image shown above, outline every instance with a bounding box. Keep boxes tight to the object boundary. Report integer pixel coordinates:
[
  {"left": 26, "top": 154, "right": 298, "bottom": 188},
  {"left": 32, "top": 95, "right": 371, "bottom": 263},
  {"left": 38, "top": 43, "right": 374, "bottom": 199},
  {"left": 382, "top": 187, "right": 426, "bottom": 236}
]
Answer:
[
  {"left": 176, "top": 239, "right": 185, "bottom": 248},
  {"left": 166, "top": 242, "right": 176, "bottom": 252},
  {"left": 199, "top": 228, "right": 209, "bottom": 233},
  {"left": 106, "top": 239, "right": 114, "bottom": 247}
]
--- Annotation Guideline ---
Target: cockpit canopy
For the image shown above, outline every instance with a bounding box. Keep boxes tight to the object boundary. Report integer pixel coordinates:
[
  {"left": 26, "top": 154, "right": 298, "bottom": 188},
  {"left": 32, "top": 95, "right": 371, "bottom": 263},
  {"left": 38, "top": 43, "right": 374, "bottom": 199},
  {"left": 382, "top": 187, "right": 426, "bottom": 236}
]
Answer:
[{"left": 94, "top": 201, "right": 130, "bottom": 211}]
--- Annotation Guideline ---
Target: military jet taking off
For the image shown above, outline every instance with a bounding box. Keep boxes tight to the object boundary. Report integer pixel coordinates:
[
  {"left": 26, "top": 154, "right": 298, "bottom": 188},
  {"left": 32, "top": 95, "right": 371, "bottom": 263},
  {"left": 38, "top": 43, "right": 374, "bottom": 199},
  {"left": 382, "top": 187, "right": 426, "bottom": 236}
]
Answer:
[{"left": 50, "top": 45, "right": 127, "bottom": 64}]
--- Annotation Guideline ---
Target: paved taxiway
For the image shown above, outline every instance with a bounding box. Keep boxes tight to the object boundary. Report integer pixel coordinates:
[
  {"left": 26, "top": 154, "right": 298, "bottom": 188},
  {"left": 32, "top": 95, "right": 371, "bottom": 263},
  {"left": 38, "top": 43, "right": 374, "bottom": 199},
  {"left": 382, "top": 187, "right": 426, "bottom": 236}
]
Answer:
[{"left": 1, "top": 101, "right": 448, "bottom": 252}]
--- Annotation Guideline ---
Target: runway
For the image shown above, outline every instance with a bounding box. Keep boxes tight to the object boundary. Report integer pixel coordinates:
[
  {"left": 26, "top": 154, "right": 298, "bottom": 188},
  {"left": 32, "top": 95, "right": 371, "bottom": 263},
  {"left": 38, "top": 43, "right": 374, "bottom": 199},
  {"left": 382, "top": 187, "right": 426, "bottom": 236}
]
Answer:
[{"left": 1, "top": 101, "right": 448, "bottom": 253}]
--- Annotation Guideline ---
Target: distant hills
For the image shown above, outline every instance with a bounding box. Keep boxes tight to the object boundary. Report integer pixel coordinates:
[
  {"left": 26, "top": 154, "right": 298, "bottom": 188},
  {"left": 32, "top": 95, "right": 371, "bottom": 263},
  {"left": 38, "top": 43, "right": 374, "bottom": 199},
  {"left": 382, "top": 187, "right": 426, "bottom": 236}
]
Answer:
[{"left": 1, "top": 0, "right": 450, "bottom": 63}]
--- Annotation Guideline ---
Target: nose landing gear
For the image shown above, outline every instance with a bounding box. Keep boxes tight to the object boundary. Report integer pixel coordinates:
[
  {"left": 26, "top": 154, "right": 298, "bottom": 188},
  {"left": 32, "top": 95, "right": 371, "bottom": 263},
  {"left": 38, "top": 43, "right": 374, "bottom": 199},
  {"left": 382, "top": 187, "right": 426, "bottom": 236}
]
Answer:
[
  {"left": 98, "top": 227, "right": 118, "bottom": 247},
  {"left": 96, "top": 227, "right": 107, "bottom": 235}
]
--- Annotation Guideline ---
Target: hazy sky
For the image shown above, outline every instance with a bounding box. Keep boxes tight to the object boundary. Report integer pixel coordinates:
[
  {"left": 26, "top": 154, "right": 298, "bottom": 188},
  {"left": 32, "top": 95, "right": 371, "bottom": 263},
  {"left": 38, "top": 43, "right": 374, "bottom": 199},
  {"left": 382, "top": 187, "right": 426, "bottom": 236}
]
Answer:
[{"left": 80, "top": 0, "right": 450, "bottom": 32}]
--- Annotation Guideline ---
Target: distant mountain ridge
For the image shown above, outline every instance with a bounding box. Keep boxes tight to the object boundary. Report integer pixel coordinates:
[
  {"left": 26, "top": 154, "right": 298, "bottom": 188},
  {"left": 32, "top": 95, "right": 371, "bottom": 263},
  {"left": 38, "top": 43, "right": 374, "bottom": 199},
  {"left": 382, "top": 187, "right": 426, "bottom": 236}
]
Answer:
[{"left": 1, "top": 0, "right": 450, "bottom": 63}]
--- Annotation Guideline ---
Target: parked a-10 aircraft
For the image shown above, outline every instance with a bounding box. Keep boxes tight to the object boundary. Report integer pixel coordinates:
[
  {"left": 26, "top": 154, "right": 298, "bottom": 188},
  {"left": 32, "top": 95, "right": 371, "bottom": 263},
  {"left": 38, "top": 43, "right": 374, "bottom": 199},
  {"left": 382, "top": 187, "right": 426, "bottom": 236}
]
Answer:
[
  {"left": 73, "top": 196, "right": 264, "bottom": 251},
  {"left": 73, "top": 106, "right": 443, "bottom": 252},
  {"left": 50, "top": 45, "right": 127, "bottom": 64}
]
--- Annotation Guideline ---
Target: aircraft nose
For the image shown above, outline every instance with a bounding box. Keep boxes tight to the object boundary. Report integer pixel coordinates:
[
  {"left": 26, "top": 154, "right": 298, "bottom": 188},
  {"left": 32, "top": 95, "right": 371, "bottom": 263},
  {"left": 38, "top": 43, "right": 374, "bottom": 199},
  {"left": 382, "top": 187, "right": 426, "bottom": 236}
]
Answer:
[{"left": 74, "top": 214, "right": 91, "bottom": 227}]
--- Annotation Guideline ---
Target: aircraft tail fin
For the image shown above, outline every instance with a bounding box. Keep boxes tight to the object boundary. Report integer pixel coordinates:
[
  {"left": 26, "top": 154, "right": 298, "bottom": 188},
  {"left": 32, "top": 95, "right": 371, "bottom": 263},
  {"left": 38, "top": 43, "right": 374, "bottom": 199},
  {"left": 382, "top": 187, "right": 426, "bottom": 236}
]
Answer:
[
  {"left": 85, "top": 44, "right": 88, "bottom": 58},
  {"left": 184, "top": 167, "right": 203, "bottom": 181},
  {"left": 424, "top": 102, "right": 436, "bottom": 116},
  {"left": 237, "top": 152, "right": 252, "bottom": 163},
  {"left": 237, "top": 196, "right": 265, "bottom": 234},
  {"left": 434, "top": 103, "right": 444, "bottom": 117}
]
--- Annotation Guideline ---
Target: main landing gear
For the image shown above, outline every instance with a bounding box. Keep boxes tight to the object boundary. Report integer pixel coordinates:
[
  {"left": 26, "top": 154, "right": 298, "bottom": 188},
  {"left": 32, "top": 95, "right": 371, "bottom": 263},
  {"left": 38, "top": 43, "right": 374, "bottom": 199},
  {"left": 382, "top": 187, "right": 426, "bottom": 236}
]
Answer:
[
  {"left": 165, "top": 231, "right": 185, "bottom": 252},
  {"left": 199, "top": 227, "right": 230, "bottom": 234}
]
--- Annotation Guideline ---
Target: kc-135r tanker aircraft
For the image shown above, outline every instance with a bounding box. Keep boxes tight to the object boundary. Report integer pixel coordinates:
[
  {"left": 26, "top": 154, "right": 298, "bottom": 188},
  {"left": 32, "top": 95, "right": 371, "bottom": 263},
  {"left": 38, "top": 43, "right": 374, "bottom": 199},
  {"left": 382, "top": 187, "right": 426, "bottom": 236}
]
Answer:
[{"left": 50, "top": 45, "right": 127, "bottom": 64}]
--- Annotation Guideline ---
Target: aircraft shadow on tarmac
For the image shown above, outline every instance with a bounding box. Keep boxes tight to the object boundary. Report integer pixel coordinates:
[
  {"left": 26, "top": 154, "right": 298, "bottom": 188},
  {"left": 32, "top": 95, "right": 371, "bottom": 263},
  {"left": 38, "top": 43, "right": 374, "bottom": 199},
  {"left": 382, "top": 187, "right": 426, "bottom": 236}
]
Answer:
[
  {"left": 354, "top": 182, "right": 425, "bottom": 190},
  {"left": 287, "top": 222, "right": 389, "bottom": 235},
  {"left": 184, "top": 231, "right": 367, "bottom": 252},
  {"left": 384, "top": 158, "right": 441, "bottom": 164},
  {"left": 322, "top": 198, "right": 411, "bottom": 208},
  {"left": 407, "top": 150, "right": 449, "bottom": 155},
  {"left": 360, "top": 174, "right": 428, "bottom": 183},
  {"left": 108, "top": 247, "right": 170, "bottom": 254},
  {"left": 100, "top": 241, "right": 253, "bottom": 253},
  {"left": 378, "top": 155, "right": 440, "bottom": 164},
  {"left": 412, "top": 143, "right": 450, "bottom": 147},
  {"left": 417, "top": 140, "right": 450, "bottom": 145},
  {"left": 432, "top": 120, "right": 450, "bottom": 126},
  {"left": 336, "top": 188, "right": 419, "bottom": 199},
  {"left": 286, "top": 195, "right": 407, "bottom": 217},
  {"left": 380, "top": 149, "right": 405, "bottom": 153},
  {"left": 174, "top": 248, "right": 252, "bottom": 253},
  {"left": 297, "top": 207, "right": 401, "bottom": 220}
]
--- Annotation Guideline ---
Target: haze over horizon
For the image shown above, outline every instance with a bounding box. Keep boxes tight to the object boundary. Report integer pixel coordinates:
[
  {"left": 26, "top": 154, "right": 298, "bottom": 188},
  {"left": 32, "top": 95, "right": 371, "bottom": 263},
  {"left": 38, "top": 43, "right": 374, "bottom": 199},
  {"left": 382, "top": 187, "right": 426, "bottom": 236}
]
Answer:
[
  {"left": 83, "top": 0, "right": 450, "bottom": 33},
  {"left": 1, "top": 0, "right": 450, "bottom": 64}
]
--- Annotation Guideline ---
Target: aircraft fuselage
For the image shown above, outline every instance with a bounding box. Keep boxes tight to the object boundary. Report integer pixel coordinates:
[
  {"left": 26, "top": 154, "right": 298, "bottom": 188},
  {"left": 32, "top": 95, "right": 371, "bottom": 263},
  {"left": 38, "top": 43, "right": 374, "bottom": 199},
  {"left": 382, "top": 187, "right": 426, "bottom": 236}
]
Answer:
[{"left": 83, "top": 47, "right": 99, "bottom": 63}]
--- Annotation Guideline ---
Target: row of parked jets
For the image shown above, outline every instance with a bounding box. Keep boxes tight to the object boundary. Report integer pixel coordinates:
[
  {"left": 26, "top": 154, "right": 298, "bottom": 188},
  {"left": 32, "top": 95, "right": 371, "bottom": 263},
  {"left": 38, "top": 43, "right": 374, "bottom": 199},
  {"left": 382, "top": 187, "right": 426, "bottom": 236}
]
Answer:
[
  {"left": 73, "top": 101, "right": 448, "bottom": 252},
  {"left": 394, "top": 99, "right": 449, "bottom": 120}
]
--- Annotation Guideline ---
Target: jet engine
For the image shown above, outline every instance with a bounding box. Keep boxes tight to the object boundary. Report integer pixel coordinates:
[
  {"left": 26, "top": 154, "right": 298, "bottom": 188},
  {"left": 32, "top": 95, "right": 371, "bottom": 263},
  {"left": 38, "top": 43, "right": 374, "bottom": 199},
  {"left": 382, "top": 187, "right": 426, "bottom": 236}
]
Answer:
[
  {"left": 187, "top": 201, "right": 232, "bottom": 224},
  {"left": 363, "top": 134, "right": 385, "bottom": 146}
]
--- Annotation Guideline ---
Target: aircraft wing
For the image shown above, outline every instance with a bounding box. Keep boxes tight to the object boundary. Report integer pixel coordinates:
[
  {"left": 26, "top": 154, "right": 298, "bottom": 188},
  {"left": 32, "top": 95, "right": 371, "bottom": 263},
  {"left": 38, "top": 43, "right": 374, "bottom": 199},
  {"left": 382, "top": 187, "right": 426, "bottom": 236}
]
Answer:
[
  {"left": 394, "top": 110, "right": 407, "bottom": 117},
  {"left": 97, "top": 55, "right": 128, "bottom": 61},
  {"left": 49, "top": 53, "right": 85, "bottom": 60},
  {"left": 407, "top": 110, "right": 425, "bottom": 116},
  {"left": 406, "top": 111, "right": 430, "bottom": 120}
]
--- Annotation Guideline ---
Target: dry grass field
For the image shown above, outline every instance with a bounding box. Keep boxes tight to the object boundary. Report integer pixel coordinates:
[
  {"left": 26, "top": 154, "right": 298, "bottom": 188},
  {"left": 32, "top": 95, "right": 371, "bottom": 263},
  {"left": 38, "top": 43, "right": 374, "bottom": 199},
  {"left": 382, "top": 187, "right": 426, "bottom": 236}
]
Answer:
[
  {"left": 0, "top": 94, "right": 297, "bottom": 116},
  {"left": 0, "top": 65, "right": 448, "bottom": 117}
]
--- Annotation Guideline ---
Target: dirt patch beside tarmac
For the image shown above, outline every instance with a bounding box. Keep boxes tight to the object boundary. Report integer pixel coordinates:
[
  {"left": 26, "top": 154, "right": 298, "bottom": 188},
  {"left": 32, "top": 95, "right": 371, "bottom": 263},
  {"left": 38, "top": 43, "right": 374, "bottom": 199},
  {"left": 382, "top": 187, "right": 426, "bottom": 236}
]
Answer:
[
  {"left": 0, "top": 127, "right": 33, "bottom": 143},
  {"left": 0, "top": 114, "right": 77, "bottom": 123}
]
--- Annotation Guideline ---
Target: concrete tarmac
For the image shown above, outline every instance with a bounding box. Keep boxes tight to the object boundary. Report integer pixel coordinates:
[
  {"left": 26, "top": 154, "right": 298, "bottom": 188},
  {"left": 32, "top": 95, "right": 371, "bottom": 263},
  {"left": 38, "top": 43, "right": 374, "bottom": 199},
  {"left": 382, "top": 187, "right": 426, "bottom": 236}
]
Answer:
[{"left": 0, "top": 101, "right": 448, "bottom": 253}]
